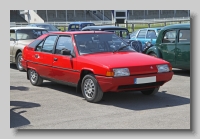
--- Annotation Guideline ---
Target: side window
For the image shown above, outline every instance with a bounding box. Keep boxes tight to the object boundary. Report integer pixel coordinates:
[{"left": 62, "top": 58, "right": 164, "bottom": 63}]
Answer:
[
  {"left": 146, "top": 30, "right": 157, "bottom": 39},
  {"left": 122, "top": 31, "right": 129, "bottom": 39},
  {"left": 75, "top": 25, "right": 79, "bottom": 30},
  {"left": 178, "top": 29, "right": 190, "bottom": 43},
  {"left": 114, "top": 30, "right": 121, "bottom": 37},
  {"left": 55, "top": 36, "right": 73, "bottom": 55},
  {"left": 162, "top": 30, "right": 176, "bottom": 43},
  {"left": 36, "top": 40, "right": 44, "bottom": 52},
  {"left": 70, "top": 25, "right": 79, "bottom": 30},
  {"left": 10, "top": 30, "right": 16, "bottom": 40},
  {"left": 42, "top": 36, "right": 57, "bottom": 53},
  {"left": 69, "top": 25, "right": 75, "bottom": 30},
  {"left": 137, "top": 30, "right": 147, "bottom": 38}
]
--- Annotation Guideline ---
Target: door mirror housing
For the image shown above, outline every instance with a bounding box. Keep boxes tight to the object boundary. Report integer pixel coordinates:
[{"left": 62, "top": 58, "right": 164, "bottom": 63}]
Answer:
[{"left": 61, "top": 49, "right": 71, "bottom": 55}]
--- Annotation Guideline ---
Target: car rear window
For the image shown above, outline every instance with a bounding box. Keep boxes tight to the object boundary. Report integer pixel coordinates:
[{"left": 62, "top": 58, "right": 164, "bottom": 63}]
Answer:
[
  {"left": 178, "top": 29, "right": 190, "bottom": 43},
  {"left": 146, "top": 30, "right": 157, "bottom": 39}
]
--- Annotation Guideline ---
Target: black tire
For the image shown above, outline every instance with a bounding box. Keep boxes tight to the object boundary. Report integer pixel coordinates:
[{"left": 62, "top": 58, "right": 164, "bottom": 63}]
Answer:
[
  {"left": 28, "top": 69, "right": 43, "bottom": 86},
  {"left": 149, "top": 52, "right": 158, "bottom": 58},
  {"left": 16, "top": 52, "right": 24, "bottom": 71},
  {"left": 81, "top": 74, "right": 103, "bottom": 103},
  {"left": 141, "top": 87, "right": 160, "bottom": 95}
]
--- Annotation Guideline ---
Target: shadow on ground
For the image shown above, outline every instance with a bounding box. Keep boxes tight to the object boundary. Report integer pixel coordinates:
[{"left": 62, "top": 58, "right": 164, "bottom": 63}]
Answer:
[
  {"left": 10, "top": 101, "right": 41, "bottom": 128},
  {"left": 38, "top": 81, "right": 190, "bottom": 111}
]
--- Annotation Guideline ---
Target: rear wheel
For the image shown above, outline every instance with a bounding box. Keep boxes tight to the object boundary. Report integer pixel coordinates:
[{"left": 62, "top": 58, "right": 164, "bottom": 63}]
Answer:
[
  {"left": 141, "top": 87, "right": 160, "bottom": 95},
  {"left": 28, "top": 69, "right": 43, "bottom": 86},
  {"left": 81, "top": 74, "right": 103, "bottom": 103},
  {"left": 16, "top": 52, "right": 24, "bottom": 71}
]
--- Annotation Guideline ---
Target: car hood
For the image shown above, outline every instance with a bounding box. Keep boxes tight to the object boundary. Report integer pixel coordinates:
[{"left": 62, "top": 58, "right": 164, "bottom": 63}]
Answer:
[
  {"left": 80, "top": 52, "right": 170, "bottom": 75},
  {"left": 17, "top": 39, "right": 35, "bottom": 45}
]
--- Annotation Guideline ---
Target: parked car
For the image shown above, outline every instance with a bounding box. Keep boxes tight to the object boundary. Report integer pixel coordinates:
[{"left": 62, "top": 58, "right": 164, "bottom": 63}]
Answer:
[
  {"left": 10, "top": 27, "right": 48, "bottom": 71},
  {"left": 129, "top": 27, "right": 162, "bottom": 46},
  {"left": 81, "top": 25, "right": 130, "bottom": 43},
  {"left": 145, "top": 23, "right": 190, "bottom": 70},
  {"left": 21, "top": 31, "right": 173, "bottom": 103},
  {"left": 68, "top": 22, "right": 95, "bottom": 31},
  {"left": 27, "top": 23, "right": 61, "bottom": 32}
]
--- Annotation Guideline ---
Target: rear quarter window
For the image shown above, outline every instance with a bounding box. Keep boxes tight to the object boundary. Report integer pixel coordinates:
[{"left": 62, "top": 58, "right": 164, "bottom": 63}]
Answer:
[{"left": 28, "top": 39, "right": 43, "bottom": 48}]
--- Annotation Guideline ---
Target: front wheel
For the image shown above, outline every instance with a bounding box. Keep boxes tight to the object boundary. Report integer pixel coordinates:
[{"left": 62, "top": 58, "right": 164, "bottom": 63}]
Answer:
[
  {"left": 141, "top": 87, "right": 160, "bottom": 95},
  {"left": 81, "top": 74, "right": 103, "bottom": 103},
  {"left": 28, "top": 69, "right": 43, "bottom": 86},
  {"left": 16, "top": 52, "right": 24, "bottom": 71}
]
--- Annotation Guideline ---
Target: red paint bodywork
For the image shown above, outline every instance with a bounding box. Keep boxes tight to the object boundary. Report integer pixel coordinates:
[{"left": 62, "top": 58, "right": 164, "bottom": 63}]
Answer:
[{"left": 22, "top": 31, "right": 173, "bottom": 92}]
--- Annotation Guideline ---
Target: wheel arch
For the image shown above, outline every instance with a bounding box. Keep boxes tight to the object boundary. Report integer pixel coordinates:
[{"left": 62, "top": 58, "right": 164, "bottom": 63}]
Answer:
[
  {"left": 146, "top": 46, "right": 162, "bottom": 58},
  {"left": 76, "top": 69, "right": 94, "bottom": 93},
  {"left": 15, "top": 49, "right": 22, "bottom": 61}
]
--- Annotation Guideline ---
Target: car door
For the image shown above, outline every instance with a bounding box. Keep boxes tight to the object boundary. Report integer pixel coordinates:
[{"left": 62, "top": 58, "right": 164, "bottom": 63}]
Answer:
[
  {"left": 145, "top": 30, "right": 157, "bottom": 44},
  {"left": 158, "top": 29, "right": 177, "bottom": 66},
  {"left": 30, "top": 35, "right": 58, "bottom": 78},
  {"left": 136, "top": 29, "right": 147, "bottom": 45},
  {"left": 10, "top": 29, "right": 17, "bottom": 62},
  {"left": 52, "top": 35, "right": 77, "bottom": 84},
  {"left": 175, "top": 29, "right": 190, "bottom": 69}
]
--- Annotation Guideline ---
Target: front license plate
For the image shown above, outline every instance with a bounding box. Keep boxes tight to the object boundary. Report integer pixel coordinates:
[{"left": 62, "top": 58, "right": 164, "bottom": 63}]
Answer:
[{"left": 134, "top": 76, "right": 156, "bottom": 84}]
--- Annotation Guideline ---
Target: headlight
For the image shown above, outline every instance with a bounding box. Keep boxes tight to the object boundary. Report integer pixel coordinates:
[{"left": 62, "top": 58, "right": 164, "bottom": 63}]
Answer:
[
  {"left": 157, "top": 64, "right": 170, "bottom": 73},
  {"left": 113, "top": 68, "right": 130, "bottom": 77}
]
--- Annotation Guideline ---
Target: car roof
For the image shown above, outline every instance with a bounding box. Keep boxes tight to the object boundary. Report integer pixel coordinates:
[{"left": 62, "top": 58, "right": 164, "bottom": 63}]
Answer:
[
  {"left": 162, "top": 23, "right": 190, "bottom": 30},
  {"left": 138, "top": 27, "right": 163, "bottom": 30},
  {"left": 10, "top": 27, "right": 46, "bottom": 30},
  {"left": 69, "top": 22, "right": 95, "bottom": 25},
  {"left": 48, "top": 31, "right": 113, "bottom": 35},
  {"left": 82, "top": 26, "right": 129, "bottom": 30}
]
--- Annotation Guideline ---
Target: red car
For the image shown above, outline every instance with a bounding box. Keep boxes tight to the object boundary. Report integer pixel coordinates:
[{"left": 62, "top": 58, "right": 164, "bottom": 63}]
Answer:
[{"left": 21, "top": 31, "right": 173, "bottom": 103}]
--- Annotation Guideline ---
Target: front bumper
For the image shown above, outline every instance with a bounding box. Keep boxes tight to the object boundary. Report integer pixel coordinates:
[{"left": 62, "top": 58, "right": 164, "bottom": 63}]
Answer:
[{"left": 95, "top": 71, "right": 173, "bottom": 92}]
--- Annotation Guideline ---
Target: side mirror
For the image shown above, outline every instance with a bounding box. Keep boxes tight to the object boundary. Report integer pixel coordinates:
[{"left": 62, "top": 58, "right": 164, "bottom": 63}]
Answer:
[{"left": 61, "top": 49, "right": 71, "bottom": 55}]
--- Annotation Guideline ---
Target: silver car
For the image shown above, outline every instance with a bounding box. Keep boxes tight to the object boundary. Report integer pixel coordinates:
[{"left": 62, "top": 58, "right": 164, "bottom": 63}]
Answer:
[{"left": 10, "top": 27, "right": 48, "bottom": 71}]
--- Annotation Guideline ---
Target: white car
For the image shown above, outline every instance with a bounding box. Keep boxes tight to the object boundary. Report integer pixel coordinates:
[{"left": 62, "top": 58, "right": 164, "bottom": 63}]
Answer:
[{"left": 10, "top": 27, "right": 48, "bottom": 71}]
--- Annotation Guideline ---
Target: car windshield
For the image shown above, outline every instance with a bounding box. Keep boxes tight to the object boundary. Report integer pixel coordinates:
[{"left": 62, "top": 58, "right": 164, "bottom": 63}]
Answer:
[
  {"left": 37, "top": 24, "right": 59, "bottom": 31},
  {"left": 16, "top": 29, "right": 48, "bottom": 40},
  {"left": 130, "top": 30, "right": 138, "bottom": 38},
  {"left": 74, "top": 33, "right": 135, "bottom": 55}
]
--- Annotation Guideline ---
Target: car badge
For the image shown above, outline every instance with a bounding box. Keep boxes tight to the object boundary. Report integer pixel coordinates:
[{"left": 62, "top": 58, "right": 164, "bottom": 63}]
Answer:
[{"left": 150, "top": 66, "right": 153, "bottom": 69}]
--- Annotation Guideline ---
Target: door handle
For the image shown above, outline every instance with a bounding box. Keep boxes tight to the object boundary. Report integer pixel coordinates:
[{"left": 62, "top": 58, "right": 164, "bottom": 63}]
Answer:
[{"left": 54, "top": 57, "right": 58, "bottom": 61}]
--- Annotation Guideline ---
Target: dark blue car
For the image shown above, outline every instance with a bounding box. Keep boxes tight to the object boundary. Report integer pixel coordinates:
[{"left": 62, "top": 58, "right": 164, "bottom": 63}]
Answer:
[
  {"left": 68, "top": 22, "right": 95, "bottom": 31},
  {"left": 129, "top": 27, "right": 162, "bottom": 46},
  {"left": 26, "top": 23, "right": 60, "bottom": 32}
]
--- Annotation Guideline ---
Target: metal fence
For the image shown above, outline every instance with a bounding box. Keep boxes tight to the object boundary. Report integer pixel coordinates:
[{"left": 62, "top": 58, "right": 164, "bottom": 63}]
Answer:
[{"left": 10, "top": 17, "right": 190, "bottom": 32}]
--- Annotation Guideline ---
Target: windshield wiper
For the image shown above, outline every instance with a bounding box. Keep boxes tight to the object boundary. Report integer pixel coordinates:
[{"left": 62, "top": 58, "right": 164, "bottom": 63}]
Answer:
[{"left": 113, "top": 45, "right": 129, "bottom": 53}]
